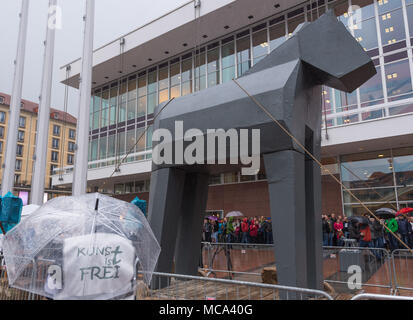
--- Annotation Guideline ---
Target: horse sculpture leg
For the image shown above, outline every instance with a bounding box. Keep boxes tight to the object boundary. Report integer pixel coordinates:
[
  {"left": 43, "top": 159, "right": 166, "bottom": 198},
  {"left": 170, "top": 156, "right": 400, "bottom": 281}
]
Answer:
[
  {"left": 148, "top": 167, "right": 186, "bottom": 288},
  {"left": 263, "top": 150, "right": 309, "bottom": 298},
  {"left": 175, "top": 172, "right": 209, "bottom": 276}
]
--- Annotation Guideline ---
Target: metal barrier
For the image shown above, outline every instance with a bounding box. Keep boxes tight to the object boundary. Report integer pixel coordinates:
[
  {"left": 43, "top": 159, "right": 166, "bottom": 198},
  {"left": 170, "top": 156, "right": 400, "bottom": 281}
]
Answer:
[
  {"left": 351, "top": 293, "right": 413, "bottom": 300},
  {"left": 136, "top": 271, "right": 334, "bottom": 300},
  {"left": 201, "top": 243, "right": 395, "bottom": 295},
  {"left": 391, "top": 249, "right": 413, "bottom": 296}
]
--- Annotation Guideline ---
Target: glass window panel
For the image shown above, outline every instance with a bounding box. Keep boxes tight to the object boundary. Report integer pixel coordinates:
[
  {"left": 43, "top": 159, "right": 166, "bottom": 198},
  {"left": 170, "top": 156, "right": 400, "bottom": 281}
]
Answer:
[
  {"left": 269, "top": 22, "right": 286, "bottom": 51},
  {"left": 170, "top": 85, "right": 181, "bottom": 99},
  {"left": 208, "top": 72, "right": 219, "bottom": 88},
  {"left": 93, "top": 112, "right": 99, "bottom": 130},
  {"left": 117, "top": 131, "right": 125, "bottom": 155},
  {"left": 354, "top": 17, "right": 378, "bottom": 50},
  {"left": 362, "top": 109, "right": 385, "bottom": 121},
  {"left": 118, "top": 102, "right": 126, "bottom": 122},
  {"left": 288, "top": 15, "right": 305, "bottom": 36},
  {"left": 119, "top": 81, "right": 127, "bottom": 103},
  {"left": 138, "top": 76, "right": 147, "bottom": 97},
  {"left": 101, "top": 107, "right": 109, "bottom": 128},
  {"left": 222, "top": 66, "right": 236, "bottom": 83},
  {"left": 181, "top": 58, "right": 192, "bottom": 82},
  {"left": 379, "top": 8, "right": 406, "bottom": 45},
  {"left": 195, "top": 76, "right": 206, "bottom": 91},
  {"left": 146, "top": 125, "right": 153, "bottom": 149},
  {"left": 389, "top": 102, "right": 413, "bottom": 115},
  {"left": 182, "top": 81, "right": 193, "bottom": 96},
  {"left": 335, "top": 89, "right": 358, "bottom": 111},
  {"left": 336, "top": 113, "right": 359, "bottom": 125},
  {"left": 393, "top": 148, "right": 413, "bottom": 186},
  {"left": 195, "top": 52, "right": 206, "bottom": 77},
  {"left": 126, "top": 129, "right": 136, "bottom": 153},
  {"left": 91, "top": 139, "right": 98, "bottom": 161},
  {"left": 147, "top": 93, "right": 157, "bottom": 114},
  {"left": 322, "top": 87, "right": 334, "bottom": 115},
  {"left": 343, "top": 187, "right": 396, "bottom": 203},
  {"left": 385, "top": 59, "right": 413, "bottom": 97},
  {"left": 107, "top": 134, "right": 116, "bottom": 158},
  {"left": 159, "top": 89, "right": 169, "bottom": 104},
  {"left": 102, "top": 90, "right": 109, "bottom": 109},
  {"left": 237, "top": 36, "right": 251, "bottom": 76},
  {"left": 223, "top": 172, "right": 238, "bottom": 184},
  {"left": 170, "top": 62, "right": 181, "bottom": 87},
  {"left": 252, "top": 29, "right": 269, "bottom": 59},
  {"left": 341, "top": 150, "right": 394, "bottom": 188},
  {"left": 360, "top": 66, "right": 384, "bottom": 102},
  {"left": 377, "top": 0, "right": 402, "bottom": 14},
  {"left": 136, "top": 128, "right": 146, "bottom": 152},
  {"left": 148, "top": 70, "right": 157, "bottom": 94},
  {"left": 138, "top": 96, "right": 146, "bottom": 117},
  {"left": 110, "top": 85, "right": 118, "bottom": 107},
  {"left": 128, "top": 79, "right": 137, "bottom": 101},
  {"left": 408, "top": 5, "right": 413, "bottom": 45},
  {"left": 344, "top": 203, "right": 394, "bottom": 217},
  {"left": 222, "top": 41, "right": 235, "bottom": 69},
  {"left": 99, "top": 136, "right": 107, "bottom": 160},
  {"left": 207, "top": 48, "right": 220, "bottom": 73},
  {"left": 159, "top": 67, "right": 169, "bottom": 90},
  {"left": 93, "top": 93, "right": 101, "bottom": 113},
  {"left": 109, "top": 106, "right": 117, "bottom": 125},
  {"left": 127, "top": 100, "right": 136, "bottom": 120}
]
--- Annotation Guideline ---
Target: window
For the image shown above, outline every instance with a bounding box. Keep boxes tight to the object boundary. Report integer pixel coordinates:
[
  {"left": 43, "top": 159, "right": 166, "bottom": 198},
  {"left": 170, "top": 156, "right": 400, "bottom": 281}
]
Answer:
[
  {"left": 15, "top": 160, "right": 22, "bottom": 171},
  {"left": 19, "top": 116, "right": 26, "bottom": 128},
  {"left": 14, "top": 174, "right": 20, "bottom": 185},
  {"left": 50, "top": 165, "right": 58, "bottom": 175},
  {"left": 16, "top": 145, "right": 23, "bottom": 157},
  {"left": 207, "top": 45, "right": 220, "bottom": 88},
  {"left": 53, "top": 125, "right": 61, "bottom": 136},
  {"left": 379, "top": 8, "right": 406, "bottom": 46},
  {"left": 0, "top": 96, "right": 4, "bottom": 104},
  {"left": 69, "top": 129, "right": 76, "bottom": 140},
  {"left": 0, "top": 141, "right": 2, "bottom": 153},
  {"left": 0, "top": 111, "right": 5, "bottom": 123},
  {"left": 17, "top": 130, "right": 25, "bottom": 142},
  {"left": 237, "top": 34, "right": 251, "bottom": 76},
  {"left": 51, "top": 151, "right": 59, "bottom": 162},
  {"left": 52, "top": 138, "right": 59, "bottom": 149},
  {"left": 67, "top": 154, "right": 74, "bottom": 165},
  {"left": 68, "top": 141, "right": 75, "bottom": 153},
  {"left": 0, "top": 126, "right": 4, "bottom": 139}
]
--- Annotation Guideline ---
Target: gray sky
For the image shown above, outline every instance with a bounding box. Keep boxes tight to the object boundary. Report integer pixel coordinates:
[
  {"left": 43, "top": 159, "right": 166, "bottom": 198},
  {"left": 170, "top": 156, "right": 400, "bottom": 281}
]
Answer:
[{"left": 0, "top": 0, "right": 188, "bottom": 117}]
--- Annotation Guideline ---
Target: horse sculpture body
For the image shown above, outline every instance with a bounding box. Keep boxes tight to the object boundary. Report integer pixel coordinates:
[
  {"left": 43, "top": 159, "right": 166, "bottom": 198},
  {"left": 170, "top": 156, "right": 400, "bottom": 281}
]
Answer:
[{"left": 148, "top": 11, "right": 376, "bottom": 290}]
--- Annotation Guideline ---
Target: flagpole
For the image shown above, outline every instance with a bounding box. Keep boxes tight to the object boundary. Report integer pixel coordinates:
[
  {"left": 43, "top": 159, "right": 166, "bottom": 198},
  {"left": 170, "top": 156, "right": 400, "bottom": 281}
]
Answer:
[
  {"left": 31, "top": 0, "right": 57, "bottom": 205},
  {"left": 72, "top": 0, "right": 95, "bottom": 196},
  {"left": 1, "top": 0, "right": 30, "bottom": 196}
]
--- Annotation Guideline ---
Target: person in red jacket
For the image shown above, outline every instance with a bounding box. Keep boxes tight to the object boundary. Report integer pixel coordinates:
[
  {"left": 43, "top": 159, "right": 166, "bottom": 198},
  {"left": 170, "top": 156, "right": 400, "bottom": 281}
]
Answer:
[
  {"left": 359, "top": 223, "right": 372, "bottom": 248},
  {"left": 241, "top": 218, "right": 249, "bottom": 243},
  {"left": 249, "top": 222, "right": 259, "bottom": 243}
]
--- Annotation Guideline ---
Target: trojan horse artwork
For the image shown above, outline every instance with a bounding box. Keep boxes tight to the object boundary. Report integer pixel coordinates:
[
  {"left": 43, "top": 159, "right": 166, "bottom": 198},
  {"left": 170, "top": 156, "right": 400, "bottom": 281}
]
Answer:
[{"left": 147, "top": 11, "right": 376, "bottom": 290}]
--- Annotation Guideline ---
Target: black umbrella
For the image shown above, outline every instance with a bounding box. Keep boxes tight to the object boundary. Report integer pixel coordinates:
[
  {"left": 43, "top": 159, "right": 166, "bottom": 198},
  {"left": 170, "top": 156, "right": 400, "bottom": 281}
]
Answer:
[
  {"left": 375, "top": 208, "right": 396, "bottom": 220},
  {"left": 349, "top": 216, "right": 369, "bottom": 226}
]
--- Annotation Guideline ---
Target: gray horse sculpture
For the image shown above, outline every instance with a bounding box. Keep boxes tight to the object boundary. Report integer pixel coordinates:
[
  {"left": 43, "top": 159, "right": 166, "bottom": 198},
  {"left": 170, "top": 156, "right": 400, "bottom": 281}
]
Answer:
[{"left": 148, "top": 11, "right": 376, "bottom": 291}]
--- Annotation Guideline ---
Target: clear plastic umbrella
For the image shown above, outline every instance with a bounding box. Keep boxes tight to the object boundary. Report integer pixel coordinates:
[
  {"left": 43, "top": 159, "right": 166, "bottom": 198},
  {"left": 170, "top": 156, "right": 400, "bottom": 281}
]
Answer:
[
  {"left": 2, "top": 193, "right": 160, "bottom": 300},
  {"left": 225, "top": 211, "right": 244, "bottom": 218}
]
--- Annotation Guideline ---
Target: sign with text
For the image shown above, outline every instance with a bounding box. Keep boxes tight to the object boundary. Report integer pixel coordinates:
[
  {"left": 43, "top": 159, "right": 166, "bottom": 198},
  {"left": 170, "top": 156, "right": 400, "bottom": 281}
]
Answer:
[{"left": 56, "top": 233, "right": 136, "bottom": 300}]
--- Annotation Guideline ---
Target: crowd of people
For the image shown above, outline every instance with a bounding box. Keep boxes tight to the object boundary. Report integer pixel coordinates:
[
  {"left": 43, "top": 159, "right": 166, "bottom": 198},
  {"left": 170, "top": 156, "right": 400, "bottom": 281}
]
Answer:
[
  {"left": 202, "top": 216, "right": 273, "bottom": 244},
  {"left": 322, "top": 213, "right": 413, "bottom": 252}
]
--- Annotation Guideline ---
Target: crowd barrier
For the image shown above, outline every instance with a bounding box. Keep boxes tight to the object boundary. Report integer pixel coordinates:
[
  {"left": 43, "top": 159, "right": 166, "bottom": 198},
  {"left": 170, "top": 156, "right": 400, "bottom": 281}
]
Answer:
[
  {"left": 351, "top": 293, "right": 413, "bottom": 300},
  {"left": 391, "top": 249, "right": 413, "bottom": 296},
  {"left": 136, "top": 271, "right": 334, "bottom": 300}
]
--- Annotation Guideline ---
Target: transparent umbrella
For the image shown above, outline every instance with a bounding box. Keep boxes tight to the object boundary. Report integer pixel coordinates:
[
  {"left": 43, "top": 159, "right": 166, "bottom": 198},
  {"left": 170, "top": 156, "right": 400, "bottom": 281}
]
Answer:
[
  {"left": 2, "top": 193, "right": 160, "bottom": 300},
  {"left": 225, "top": 211, "right": 244, "bottom": 218}
]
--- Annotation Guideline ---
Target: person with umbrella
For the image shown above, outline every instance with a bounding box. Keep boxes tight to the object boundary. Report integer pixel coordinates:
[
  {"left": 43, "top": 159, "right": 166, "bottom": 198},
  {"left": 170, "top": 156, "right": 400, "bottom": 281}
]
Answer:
[{"left": 397, "top": 214, "right": 412, "bottom": 249}]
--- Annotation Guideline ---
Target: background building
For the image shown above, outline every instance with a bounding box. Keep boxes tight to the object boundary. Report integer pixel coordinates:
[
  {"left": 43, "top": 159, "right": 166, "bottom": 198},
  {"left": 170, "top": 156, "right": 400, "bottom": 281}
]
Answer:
[
  {"left": 53, "top": 0, "right": 413, "bottom": 217},
  {"left": 0, "top": 92, "right": 77, "bottom": 203}
]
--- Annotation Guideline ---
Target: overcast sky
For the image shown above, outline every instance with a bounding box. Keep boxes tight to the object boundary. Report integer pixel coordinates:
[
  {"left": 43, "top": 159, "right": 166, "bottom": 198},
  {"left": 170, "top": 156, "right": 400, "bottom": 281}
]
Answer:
[{"left": 0, "top": 0, "right": 188, "bottom": 117}]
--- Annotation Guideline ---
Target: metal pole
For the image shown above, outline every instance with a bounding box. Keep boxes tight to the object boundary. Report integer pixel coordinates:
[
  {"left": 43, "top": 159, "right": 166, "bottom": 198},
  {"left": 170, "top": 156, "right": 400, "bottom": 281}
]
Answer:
[
  {"left": 30, "top": 0, "right": 57, "bottom": 205},
  {"left": 1, "top": 0, "right": 30, "bottom": 196},
  {"left": 72, "top": 0, "right": 95, "bottom": 196}
]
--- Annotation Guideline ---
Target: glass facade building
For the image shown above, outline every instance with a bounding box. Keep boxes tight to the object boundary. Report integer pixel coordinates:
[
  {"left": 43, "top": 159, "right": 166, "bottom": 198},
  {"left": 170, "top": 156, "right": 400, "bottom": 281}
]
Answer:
[{"left": 80, "top": 0, "right": 413, "bottom": 216}]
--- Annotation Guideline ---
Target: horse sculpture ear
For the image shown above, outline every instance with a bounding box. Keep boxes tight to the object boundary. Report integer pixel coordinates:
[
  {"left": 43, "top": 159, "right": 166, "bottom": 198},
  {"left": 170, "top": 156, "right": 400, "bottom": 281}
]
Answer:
[{"left": 298, "top": 11, "right": 376, "bottom": 93}]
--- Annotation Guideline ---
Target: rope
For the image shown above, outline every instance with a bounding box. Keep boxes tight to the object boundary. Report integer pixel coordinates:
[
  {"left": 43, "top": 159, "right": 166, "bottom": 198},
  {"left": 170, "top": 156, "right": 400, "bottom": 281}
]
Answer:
[{"left": 232, "top": 78, "right": 412, "bottom": 252}]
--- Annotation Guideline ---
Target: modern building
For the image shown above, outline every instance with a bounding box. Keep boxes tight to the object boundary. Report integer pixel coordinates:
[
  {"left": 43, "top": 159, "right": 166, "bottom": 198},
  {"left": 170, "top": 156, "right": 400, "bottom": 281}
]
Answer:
[
  {"left": 0, "top": 93, "right": 77, "bottom": 203},
  {"left": 54, "top": 0, "right": 413, "bottom": 217}
]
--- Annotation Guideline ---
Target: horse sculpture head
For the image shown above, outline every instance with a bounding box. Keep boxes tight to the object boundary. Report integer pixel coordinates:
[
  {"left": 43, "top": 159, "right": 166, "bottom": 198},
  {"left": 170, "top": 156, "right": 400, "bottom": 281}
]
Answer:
[{"left": 248, "top": 10, "right": 376, "bottom": 93}]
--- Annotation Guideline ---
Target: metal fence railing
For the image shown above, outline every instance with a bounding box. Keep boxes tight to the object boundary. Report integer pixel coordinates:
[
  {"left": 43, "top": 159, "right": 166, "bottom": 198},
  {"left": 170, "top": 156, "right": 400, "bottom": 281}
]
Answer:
[
  {"left": 351, "top": 293, "right": 413, "bottom": 300},
  {"left": 136, "top": 271, "right": 334, "bottom": 300},
  {"left": 391, "top": 249, "right": 413, "bottom": 296}
]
